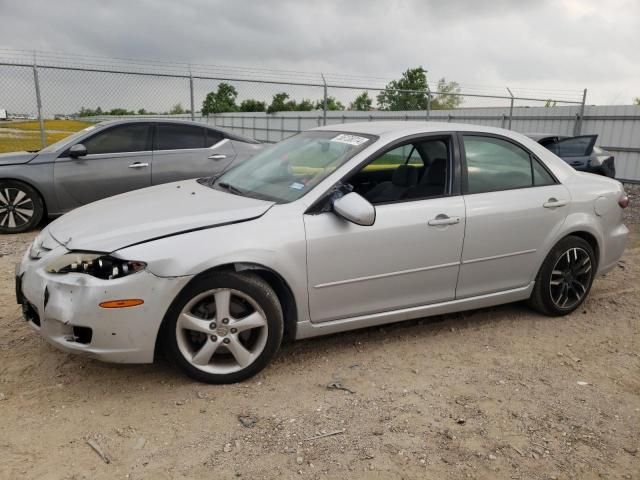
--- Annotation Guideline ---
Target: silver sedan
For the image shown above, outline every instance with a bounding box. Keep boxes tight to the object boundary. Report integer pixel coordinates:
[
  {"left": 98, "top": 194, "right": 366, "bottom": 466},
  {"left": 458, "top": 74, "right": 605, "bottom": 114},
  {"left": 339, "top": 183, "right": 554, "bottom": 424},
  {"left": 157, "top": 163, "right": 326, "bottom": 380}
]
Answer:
[
  {"left": 0, "top": 118, "right": 263, "bottom": 233},
  {"left": 17, "top": 122, "right": 629, "bottom": 383}
]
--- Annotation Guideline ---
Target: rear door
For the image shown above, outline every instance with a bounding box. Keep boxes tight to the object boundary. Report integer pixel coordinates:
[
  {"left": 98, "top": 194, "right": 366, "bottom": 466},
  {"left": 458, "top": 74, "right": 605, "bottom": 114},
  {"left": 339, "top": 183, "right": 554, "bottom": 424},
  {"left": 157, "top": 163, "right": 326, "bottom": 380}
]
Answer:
[
  {"left": 544, "top": 135, "right": 597, "bottom": 170},
  {"left": 152, "top": 123, "right": 235, "bottom": 184},
  {"left": 54, "top": 123, "right": 152, "bottom": 210},
  {"left": 457, "top": 134, "right": 570, "bottom": 298}
]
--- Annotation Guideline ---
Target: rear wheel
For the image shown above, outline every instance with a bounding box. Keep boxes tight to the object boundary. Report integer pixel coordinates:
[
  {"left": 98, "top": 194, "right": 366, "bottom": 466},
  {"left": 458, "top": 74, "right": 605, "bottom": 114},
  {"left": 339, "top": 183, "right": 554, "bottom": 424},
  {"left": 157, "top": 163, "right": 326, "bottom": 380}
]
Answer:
[
  {"left": 163, "top": 271, "right": 283, "bottom": 383},
  {"left": 0, "top": 180, "right": 44, "bottom": 233},
  {"left": 528, "top": 236, "right": 596, "bottom": 316}
]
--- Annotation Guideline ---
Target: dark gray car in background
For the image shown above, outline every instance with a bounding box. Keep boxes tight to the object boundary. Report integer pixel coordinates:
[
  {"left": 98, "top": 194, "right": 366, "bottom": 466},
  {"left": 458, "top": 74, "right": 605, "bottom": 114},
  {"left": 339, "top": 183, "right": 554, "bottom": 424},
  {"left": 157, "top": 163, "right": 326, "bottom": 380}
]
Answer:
[
  {"left": 527, "top": 133, "right": 615, "bottom": 178},
  {"left": 0, "top": 119, "right": 264, "bottom": 233}
]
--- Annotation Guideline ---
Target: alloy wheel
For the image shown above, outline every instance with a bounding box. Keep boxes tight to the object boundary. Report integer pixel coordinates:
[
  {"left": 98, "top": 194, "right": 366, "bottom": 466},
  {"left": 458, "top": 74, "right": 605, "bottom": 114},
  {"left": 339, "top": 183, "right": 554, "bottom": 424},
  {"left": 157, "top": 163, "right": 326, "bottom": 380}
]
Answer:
[
  {"left": 549, "top": 247, "right": 592, "bottom": 310},
  {"left": 175, "top": 288, "right": 268, "bottom": 374},
  {"left": 0, "top": 188, "right": 35, "bottom": 229}
]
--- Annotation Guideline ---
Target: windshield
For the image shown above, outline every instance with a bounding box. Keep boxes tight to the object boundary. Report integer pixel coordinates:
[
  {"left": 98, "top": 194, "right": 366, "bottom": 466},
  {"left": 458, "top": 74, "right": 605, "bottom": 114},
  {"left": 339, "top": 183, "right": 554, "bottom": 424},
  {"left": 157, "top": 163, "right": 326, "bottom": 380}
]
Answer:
[
  {"left": 212, "top": 131, "right": 374, "bottom": 203},
  {"left": 39, "top": 124, "right": 99, "bottom": 153}
]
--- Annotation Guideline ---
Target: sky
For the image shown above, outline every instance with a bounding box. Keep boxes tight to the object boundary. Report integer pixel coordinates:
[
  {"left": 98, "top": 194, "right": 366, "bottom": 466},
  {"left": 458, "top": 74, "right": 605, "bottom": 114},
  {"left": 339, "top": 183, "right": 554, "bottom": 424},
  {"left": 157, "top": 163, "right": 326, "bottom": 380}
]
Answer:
[{"left": 0, "top": 0, "right": 638, "bottom": 112}]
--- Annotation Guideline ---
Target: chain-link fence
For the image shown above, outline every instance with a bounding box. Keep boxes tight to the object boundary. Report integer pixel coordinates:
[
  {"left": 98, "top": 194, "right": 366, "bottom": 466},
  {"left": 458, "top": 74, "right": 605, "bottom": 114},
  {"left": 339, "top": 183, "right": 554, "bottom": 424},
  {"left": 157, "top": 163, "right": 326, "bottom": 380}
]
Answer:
[{"left": 0, "top": 49, "right": 587, "bottom": 151}]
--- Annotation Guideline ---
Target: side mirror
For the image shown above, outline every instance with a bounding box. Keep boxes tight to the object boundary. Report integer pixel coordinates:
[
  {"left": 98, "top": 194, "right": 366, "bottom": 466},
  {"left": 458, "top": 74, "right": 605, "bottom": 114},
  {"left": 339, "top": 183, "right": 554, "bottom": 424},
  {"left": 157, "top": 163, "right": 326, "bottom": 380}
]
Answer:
[
  {"left": 333, "top": 192, "right": 376, "bottom": 226},
  {"left": 69, "top": 143, "right": 87, "bottom": 158}
]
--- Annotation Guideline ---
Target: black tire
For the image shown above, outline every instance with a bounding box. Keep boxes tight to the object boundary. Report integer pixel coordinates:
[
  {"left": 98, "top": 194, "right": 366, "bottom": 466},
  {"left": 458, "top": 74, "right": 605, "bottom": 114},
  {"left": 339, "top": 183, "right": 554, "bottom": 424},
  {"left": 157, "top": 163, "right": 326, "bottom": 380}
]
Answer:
[
  {"left": 162, "top": 271, "right": 283, "bottom": 384},
  {"left": 0, "top": 180, "right": 45, "bottom": 234},
  {"left": 528, "top": 235, "right": 596, "bottom": 316}
]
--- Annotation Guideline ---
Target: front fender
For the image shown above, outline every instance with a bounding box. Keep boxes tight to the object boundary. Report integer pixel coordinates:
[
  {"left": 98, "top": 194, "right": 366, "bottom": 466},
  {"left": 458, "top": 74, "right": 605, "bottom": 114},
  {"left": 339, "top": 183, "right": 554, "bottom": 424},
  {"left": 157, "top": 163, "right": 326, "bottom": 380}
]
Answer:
[{"left": 115, "top": 206, "right": 310, "bottom": 324}]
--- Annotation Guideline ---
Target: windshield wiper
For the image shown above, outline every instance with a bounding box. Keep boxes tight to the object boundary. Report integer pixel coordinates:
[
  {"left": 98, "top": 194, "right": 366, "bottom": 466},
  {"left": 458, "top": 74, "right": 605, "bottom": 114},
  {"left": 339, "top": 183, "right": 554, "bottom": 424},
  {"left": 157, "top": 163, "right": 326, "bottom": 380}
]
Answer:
[{"left": 217, "top": 181, "right": 245, "bottom": 196}]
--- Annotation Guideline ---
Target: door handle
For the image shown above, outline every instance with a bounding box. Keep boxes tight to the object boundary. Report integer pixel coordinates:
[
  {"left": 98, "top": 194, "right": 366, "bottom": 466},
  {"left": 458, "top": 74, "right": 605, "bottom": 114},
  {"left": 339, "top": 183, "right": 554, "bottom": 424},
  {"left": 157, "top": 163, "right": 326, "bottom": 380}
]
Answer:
[
  {"left": 428, "top": 214, "right": 460, "bottom": 226},
  {"left": 208, "top": 154, "right": 227, "bottom": 160},
  {"left": 128, "top": 162, "right": 149, "bottom": 169},
  {"left": 543, "top": 198, "right": 568, "bottom": 208}
]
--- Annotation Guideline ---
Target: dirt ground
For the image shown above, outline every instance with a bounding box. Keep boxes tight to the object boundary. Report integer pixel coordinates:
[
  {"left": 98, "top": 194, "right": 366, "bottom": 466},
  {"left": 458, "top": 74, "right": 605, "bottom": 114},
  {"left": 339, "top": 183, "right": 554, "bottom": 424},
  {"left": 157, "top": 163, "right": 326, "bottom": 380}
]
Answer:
[{"left": 1, "top": 189, "right": 639, "bottom": 480}]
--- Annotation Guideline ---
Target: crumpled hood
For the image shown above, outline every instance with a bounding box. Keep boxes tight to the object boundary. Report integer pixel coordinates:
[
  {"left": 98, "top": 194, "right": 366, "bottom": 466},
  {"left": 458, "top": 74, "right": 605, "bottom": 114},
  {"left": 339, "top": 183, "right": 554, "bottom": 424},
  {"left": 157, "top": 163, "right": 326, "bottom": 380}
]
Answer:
[
  {"left": 0, "top": 151, "right": 38, "bottom": 166},
  {"left": 48, "top": 180, "right": 275, "bottom": 252}
]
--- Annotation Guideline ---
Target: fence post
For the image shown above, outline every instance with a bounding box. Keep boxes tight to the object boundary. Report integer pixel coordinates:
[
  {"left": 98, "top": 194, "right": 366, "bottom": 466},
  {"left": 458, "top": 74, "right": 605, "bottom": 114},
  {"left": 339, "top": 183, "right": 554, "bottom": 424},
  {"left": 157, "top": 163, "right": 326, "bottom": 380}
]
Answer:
[
  {"left": 506, "top": 87, "right": 514, "bottom": 130},
  {"left": 189, "top": 70, "right": 195, "bottom": 121},
  {"left": 266, "top": 116, "right": 270, "bottom": 143},
  {"left": 253, "top": 116, "right": 256, "bottom": 139},
  {"left": 297, "top": 116, "right": 301, "bottom": 133},
  {"left": 32, "top": 56, "right": 46, "bottom": 148},
  {"left": 321, "top": 73, "right": 328, "bottom": 126},
  {"left": 574, "top": 88, "right": 587, "bottom": 136},
  {"left": 426, "top": 87, "right": 431, "bottom": 119},
  {"left": 281, "top": 116, "right": 285, "bottom": 140}
]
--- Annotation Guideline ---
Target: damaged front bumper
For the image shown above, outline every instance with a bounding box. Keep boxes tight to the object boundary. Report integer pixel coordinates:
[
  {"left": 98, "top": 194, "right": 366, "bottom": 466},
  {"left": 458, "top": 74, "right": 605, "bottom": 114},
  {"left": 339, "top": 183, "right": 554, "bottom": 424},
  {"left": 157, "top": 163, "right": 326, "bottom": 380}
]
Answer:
[{"left": 16, "top": 243, "right": 192, "bottom": 364}]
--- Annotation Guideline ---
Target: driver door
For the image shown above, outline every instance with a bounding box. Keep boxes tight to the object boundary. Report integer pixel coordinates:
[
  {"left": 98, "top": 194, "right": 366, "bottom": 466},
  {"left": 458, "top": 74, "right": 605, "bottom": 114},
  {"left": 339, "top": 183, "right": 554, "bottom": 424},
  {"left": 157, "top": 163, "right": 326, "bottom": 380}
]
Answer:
[
  {"left": 304, "top": 135, "right": 465, "bottom": 323},
  {"left": 54, "top": 123, "right": 152, "bottom": 210}
]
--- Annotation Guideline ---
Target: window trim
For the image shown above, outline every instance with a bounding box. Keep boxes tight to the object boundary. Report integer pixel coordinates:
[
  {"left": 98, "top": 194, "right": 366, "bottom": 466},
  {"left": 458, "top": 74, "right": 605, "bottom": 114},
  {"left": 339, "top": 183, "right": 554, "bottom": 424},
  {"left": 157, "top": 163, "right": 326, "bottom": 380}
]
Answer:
[
  {"left": 306, "top": 132, "right": 461, "bottom": 214},
  {"left": 59, "top": 122, "right": 153, "bottom": 157},
  {"left": 458, "top": 132, "right": 559, "bottom": 196}
]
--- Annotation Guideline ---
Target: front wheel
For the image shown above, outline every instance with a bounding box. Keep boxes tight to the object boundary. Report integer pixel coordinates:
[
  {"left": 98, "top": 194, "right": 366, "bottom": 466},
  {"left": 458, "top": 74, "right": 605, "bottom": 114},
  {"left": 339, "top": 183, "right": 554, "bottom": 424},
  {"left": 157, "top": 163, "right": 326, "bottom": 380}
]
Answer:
[
  {"left": 0, "top": 180, "right": 44, "bottom": 233},
  {"left": 163, "top": 271, "right": 283, "bottom": 383},
  {"left": 528, "top": 236, "right": 596, "bottom": 316}
]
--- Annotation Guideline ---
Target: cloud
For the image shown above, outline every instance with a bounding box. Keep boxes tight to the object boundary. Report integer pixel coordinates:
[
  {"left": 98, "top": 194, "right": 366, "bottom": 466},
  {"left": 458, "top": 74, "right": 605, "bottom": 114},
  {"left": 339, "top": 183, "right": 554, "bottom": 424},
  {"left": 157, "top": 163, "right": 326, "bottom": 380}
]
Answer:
[{"left": 0, "top": 0, "right": 638, "bottom": 105}]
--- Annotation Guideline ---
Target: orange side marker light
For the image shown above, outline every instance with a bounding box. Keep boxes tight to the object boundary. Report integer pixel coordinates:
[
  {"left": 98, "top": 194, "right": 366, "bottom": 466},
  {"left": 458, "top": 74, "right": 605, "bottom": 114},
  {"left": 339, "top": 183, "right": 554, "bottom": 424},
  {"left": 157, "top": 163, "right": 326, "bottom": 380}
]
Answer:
[{"left": 99, "top": 299, "right": 144, "bottom": 309}]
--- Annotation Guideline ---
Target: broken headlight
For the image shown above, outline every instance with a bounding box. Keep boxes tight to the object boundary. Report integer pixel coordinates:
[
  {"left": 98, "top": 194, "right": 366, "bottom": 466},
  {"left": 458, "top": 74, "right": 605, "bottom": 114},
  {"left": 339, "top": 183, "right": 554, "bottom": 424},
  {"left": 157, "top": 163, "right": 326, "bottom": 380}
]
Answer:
[{"left": 46, "top": 252, "right": 146, "bottom": 280}]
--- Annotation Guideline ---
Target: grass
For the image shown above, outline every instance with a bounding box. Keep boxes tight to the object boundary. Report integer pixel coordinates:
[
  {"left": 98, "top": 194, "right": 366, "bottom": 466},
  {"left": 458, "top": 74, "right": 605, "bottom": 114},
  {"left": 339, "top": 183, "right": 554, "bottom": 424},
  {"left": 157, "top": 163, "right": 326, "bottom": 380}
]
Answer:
[
  {"left": 0, "top": 119, "right": 93, "bottom": 132},
  {"left": 0, "top": 120, "right": 93, "bottom": 153}
]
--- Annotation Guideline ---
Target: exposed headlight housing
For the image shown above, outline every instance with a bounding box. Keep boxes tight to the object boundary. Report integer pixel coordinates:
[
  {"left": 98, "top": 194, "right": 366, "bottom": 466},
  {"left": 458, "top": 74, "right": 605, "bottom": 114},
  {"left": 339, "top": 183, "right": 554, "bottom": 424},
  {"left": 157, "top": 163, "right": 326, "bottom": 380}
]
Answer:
[{"left": 46, "top": 252, "right": 146, "bottom": 279}]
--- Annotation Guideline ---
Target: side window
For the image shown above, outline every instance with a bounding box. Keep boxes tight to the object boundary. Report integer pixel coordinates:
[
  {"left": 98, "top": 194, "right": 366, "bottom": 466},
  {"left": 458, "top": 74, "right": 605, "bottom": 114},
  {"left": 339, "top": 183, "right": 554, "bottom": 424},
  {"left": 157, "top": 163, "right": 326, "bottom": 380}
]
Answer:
[
  {"left": 351, "top": 138, "right": 449, "bottom": 204},
  {"left": 545, "top": 135, "right": 596, "bottom": 157},
  {"left": 157, "top": 124, "right": 206, "bottom": 150},
  {"left": 206, "top": 129, "right": 224, "bottom": 146},
  {"left": 532, "top": 159, "right": 555, "bottom": 186},
  {"left": 463, "top": 136, "right": 534, "bottom": 194},
  {"left": 82, "top": 124, "right": 151, "bottom": 155}
]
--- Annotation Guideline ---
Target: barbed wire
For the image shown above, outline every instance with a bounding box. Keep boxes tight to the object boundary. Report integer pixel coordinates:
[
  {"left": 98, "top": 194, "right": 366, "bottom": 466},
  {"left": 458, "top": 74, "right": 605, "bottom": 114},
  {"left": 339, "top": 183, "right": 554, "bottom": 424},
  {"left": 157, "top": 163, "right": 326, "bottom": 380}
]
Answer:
[{"left": 0, "top": 48, "right": 585, "bottom": 102}]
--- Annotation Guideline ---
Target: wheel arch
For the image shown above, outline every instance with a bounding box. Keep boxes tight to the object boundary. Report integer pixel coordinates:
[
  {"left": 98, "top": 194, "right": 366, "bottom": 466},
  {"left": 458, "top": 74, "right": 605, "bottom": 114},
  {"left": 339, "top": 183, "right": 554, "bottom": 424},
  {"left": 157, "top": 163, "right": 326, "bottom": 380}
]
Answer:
[
  {"left": 565, "top": 230, "right": 600, "bottom": 266},
  {"left": 154, "top": 261, "right": 298, "bottom": 360}
]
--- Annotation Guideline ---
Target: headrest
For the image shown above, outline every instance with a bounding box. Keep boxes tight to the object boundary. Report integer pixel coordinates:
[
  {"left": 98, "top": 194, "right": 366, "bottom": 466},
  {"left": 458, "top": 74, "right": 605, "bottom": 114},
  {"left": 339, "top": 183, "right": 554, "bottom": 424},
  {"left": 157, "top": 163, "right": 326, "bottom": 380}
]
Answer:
[
  {"left": 422, "top": 158, "right": 446, "bottom": 185},
  {"left": 392, "top": 164, "right": 419, "bottom": 187}
]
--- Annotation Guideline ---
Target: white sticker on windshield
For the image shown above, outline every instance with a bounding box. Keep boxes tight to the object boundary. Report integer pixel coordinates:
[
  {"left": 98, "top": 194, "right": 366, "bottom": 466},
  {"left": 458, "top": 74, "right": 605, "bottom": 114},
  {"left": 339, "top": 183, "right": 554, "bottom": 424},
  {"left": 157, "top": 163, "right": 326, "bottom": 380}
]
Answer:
[
  {"left": 330, "top": 134, "right": 369, "bottom": 146},
  {"left": 289, "top": 182, "right": 305, "bottom": 190}
]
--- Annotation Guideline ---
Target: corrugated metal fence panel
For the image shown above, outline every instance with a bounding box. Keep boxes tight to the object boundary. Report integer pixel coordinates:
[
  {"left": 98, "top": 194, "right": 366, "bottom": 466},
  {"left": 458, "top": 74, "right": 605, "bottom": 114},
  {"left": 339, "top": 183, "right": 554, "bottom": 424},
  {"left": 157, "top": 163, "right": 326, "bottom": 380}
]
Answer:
[{"left": 90, "top": 105, "right": 640, "bottom": 181}]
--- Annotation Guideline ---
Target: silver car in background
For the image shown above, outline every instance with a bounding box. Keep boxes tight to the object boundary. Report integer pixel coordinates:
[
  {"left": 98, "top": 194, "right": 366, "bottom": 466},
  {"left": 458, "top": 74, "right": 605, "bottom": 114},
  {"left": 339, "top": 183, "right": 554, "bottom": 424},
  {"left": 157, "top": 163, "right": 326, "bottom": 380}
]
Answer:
[
  {"left": 0, "top": 119, "right": 263, "bottom": 233},
  {"left": 17, "top": 122, "right": 629, "bottom": 383}
]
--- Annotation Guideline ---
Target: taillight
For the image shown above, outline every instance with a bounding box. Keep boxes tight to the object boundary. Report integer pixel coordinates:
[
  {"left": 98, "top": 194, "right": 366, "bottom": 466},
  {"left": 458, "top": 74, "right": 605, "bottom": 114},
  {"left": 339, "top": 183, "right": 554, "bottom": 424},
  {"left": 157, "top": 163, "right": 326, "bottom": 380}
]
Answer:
[{"left": 618, "top": 194, "right": 629, "bottom": 209}]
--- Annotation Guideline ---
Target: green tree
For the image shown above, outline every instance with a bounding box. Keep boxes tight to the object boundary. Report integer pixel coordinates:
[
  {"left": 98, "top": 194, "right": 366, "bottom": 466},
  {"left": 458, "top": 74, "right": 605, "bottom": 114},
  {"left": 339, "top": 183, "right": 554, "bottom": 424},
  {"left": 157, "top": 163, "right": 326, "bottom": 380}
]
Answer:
[
  {"left": 634, "top": 97, "right": 640, "bottom": 105},
  {"left": 544, "top": 99, "right": 557, "bottom": 108},
  {"left": 267, "top": 92, "right": 296, "bottom": 113},
  {"left": 350, "top": 91, "right": 373, "bottom": 111},
  {"left": 108, "top": 108, "right": 135, "bottom": 115},
  {"left": 239, "top": 99, "right": 266, "bottom": 112},
  {"left": 315, "top": 96, "right": 345, "bottom": 111},
  {"left": 137, "top": 108, "right": 147, "bottom": 115},
  {"left": 377, "top": 66, "right": 429, "bottom": 111},
  {"left": 431, "top": 78, "right": 462, "bottom": 109},
  {"left": 201, "top": 83, "right": 239, "bottom": 115},
  {"left": 296, "top": 99, "right": 315, "bottom": 111},
  {"left": 169, "top": 103, "right": 186, "bottom": 115},
  {"left": 77, "top": 106, "right": 104, "bottom": 117}
]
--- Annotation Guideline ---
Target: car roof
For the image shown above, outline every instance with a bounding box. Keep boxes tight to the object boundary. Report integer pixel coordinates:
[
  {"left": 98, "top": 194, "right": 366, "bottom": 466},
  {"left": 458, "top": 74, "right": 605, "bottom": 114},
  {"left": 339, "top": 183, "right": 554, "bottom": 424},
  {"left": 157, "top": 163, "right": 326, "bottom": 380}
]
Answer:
[
  {"left": 524, "top": 133, "right": 567, "bottom": 141},
  {"left": 94, "top": 118, "right": 259, "bottom": 143},
  {"left": 312, "top": 121, "right": 534, "bottom": 140}
]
